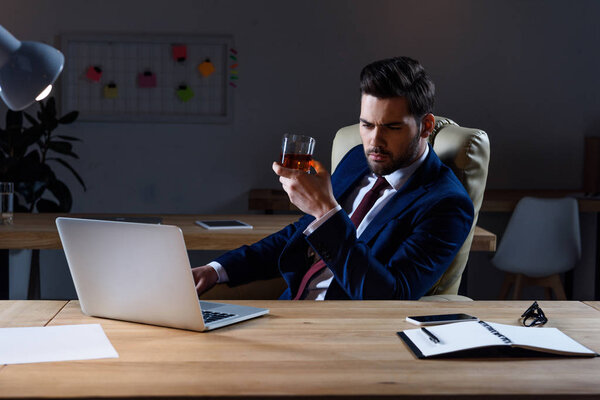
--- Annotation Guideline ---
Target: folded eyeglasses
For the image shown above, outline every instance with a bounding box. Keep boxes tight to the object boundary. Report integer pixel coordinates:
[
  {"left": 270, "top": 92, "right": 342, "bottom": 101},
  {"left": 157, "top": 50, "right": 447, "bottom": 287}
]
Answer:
[{"left": 520, "top": 301, "right": 548, "bottom": 327}]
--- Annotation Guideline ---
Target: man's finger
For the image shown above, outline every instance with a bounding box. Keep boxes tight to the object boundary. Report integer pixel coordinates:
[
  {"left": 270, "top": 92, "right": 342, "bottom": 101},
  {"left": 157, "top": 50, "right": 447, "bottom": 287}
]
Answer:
[
  {"left": 273, "top": 161, "right": 303, "bottom": 178},
  {"left": 272, "top": 161, "right": 293, "bottom": 178}
]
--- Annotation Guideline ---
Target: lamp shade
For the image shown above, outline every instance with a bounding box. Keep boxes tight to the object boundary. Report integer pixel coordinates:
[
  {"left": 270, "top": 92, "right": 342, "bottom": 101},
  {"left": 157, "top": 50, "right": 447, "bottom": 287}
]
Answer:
[{"left": 0, "top": 25, "right": 64, "bottom": 111}]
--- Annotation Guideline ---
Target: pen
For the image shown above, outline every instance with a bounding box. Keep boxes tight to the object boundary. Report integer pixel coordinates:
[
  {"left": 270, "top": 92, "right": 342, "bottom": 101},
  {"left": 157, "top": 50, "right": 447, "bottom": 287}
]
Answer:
[{"left": 421, "top": 327, "right": 440, "bottom": 344}]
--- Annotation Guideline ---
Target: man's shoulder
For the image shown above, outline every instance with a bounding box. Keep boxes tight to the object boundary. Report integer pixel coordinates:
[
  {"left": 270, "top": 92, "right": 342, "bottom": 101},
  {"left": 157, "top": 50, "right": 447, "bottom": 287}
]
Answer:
[
  {"left": 339, "top": 144, "right": 364, "bottom": 164},
  {"left": 331, "top": 145, "right": 367, "bottom": 179},
  {"left": 421, "top": 151, "right": 473, "bottom": 210}
]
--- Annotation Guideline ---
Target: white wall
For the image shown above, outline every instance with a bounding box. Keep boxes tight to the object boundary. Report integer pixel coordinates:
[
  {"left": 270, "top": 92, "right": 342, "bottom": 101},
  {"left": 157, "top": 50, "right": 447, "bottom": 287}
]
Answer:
[
  {"left": 3, "top": 0, "right": 599, "bottom": 298},
  {"left": 4, "top": 0, "right": 599, "bottom": 213}
]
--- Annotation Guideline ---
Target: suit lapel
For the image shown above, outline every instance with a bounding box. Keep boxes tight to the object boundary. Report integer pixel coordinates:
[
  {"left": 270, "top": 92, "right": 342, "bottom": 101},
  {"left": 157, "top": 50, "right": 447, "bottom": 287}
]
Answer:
[
  {"left": 331, "top": 146, "right": 370, "bottom": 201},
  {"left": 358, "top": 186, "right": 427, "bottom": 243}
]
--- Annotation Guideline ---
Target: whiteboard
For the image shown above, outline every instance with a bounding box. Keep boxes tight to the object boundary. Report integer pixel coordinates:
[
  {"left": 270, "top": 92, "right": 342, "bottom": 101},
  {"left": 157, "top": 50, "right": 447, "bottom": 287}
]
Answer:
[{"left": 60, "top": 34, "right": 235, "bottom": 123}]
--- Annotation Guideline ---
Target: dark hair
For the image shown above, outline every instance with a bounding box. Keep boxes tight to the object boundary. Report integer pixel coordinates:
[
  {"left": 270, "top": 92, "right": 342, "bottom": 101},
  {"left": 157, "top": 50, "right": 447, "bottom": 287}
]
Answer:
[{"left": 360, "top": 56, "right": 435, "bottom": 118}]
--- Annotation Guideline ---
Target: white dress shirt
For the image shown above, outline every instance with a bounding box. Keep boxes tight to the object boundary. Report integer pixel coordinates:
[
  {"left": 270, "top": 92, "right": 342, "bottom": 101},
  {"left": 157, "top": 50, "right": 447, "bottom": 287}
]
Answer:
[{"left": 210, "top": 146, "right": 429, "bottom": 300}]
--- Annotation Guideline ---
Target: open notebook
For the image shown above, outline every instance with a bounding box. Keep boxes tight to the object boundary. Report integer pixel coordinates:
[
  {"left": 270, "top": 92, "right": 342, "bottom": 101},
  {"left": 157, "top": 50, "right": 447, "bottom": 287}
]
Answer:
[{"left": 398, "top": 320, "right": 598, "bottom": 359}]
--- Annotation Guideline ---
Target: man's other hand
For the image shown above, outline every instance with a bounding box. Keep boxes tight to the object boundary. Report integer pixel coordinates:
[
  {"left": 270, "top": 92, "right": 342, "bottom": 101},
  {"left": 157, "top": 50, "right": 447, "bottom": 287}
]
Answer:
[
  {"left": 191, "top": 265, "right": 218, "bottom": 296},
  {"left": 273, "top": 160, "right": 339, "bottom": 219}
]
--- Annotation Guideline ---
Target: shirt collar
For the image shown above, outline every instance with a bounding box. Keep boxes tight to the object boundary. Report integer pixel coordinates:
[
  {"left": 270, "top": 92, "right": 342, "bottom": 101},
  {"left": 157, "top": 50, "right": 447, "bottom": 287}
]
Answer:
[{"left": 382, "top": 144, "right": 429, "bottom": 191}]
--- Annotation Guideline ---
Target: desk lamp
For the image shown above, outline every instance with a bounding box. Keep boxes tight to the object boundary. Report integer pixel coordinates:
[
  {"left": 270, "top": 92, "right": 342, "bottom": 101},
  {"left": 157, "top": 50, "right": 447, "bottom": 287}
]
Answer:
[{"left": 0, "top": 25, "right": 64, "bottom": 111}]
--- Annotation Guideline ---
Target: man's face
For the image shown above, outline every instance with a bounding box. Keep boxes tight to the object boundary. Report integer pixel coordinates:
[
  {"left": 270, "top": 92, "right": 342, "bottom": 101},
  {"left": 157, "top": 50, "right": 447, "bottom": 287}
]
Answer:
[{"left": 359, "top": 94, "right": 431, "bottom": 176}]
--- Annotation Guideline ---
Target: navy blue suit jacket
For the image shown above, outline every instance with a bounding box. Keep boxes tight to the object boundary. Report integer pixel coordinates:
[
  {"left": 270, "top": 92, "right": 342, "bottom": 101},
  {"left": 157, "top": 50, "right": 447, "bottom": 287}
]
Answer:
[{"left": 215, "top": 144, "right": 474, "bottom": 300}]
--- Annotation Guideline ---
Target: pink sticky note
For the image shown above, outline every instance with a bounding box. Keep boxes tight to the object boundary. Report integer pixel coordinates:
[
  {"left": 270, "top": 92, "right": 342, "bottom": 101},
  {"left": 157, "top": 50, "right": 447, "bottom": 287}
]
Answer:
[
  {"left": 86, "top": 66, "right": 102, "bottom": 82},
  {"left": 138, "top": 71, "right": 157, "bottom": 88},
  {"left": 172, "top": 45, "right": 187, "bottom": 62}
]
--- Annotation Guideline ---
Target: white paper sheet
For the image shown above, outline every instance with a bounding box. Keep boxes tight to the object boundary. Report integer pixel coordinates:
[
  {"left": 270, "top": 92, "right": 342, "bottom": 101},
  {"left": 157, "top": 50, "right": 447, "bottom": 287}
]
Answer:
[{"left": 0, "top": 324, "right": 118, "bottom": 364}]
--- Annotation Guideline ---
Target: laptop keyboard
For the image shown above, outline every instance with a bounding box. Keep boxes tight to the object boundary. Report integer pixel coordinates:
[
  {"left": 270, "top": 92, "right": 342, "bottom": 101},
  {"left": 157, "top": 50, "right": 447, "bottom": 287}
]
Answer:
[{"left": 202, "top": 310, "right": 236, "bottom": 323}]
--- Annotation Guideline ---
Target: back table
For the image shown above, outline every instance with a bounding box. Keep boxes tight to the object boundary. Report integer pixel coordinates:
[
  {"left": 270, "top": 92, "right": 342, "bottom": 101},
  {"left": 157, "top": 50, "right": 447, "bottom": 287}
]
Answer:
[{"left": 0, "top": 213, "right": 496, "bottom": 299}]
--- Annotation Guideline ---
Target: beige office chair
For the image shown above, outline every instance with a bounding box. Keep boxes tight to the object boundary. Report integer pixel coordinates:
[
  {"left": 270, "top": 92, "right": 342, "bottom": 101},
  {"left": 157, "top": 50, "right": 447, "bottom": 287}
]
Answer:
[
  {"left": 201, "top": 116, "right": 490, "bottom": 301},
  {"left": 331, "top": 117, "right": 490, "bottom": 301}
]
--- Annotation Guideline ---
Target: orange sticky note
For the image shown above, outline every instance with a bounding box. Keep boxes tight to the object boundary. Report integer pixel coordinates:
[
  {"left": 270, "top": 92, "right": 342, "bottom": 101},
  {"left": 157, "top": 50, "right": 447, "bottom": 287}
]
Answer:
[{"left": 197, "top": 59, "right": 215, "bottom": 77}]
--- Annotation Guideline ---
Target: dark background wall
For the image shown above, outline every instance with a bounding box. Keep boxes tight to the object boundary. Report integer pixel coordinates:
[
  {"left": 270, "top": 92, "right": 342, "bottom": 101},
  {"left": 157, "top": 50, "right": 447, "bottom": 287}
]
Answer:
[{"left": 3, "top": 0, "right": 599, "bottom": 299}]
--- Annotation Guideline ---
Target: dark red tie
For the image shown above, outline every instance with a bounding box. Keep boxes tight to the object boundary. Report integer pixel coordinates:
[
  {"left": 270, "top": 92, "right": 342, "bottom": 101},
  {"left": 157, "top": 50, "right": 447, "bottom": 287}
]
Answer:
[{"left": 293, "top": 176, "right": 390, "bottom": 300}]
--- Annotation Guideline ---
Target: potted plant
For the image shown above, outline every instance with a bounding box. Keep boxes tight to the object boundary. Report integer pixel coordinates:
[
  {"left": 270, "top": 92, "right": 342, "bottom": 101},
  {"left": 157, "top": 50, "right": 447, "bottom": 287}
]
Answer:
[{"left": 0, "top": 96, "right": 85, "bottom": 212}]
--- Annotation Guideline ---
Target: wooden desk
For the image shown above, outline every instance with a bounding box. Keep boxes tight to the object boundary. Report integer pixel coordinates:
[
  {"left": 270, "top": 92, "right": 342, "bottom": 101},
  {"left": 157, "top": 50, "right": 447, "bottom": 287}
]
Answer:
[
  {"left": 0, "top": 214, "right": 496, "bottom": 300},
  {"left": 0, "top": 213, "right": 497, "bottom": 252},
  {"left": 584, "top": 301, "right": 600, "bottom": 312},
  {"left": 0, "top": 300, "right": 599, "bottom": 399},
  {"left": 481, "top": 189, "right": 600, "bottom": 213}
]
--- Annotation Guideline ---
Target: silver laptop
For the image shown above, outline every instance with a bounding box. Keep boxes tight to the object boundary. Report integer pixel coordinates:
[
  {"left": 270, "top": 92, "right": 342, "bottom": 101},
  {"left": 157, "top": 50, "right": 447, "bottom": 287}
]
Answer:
[{"left": 56, "top": 217, "right": 269, "bottom": 331}]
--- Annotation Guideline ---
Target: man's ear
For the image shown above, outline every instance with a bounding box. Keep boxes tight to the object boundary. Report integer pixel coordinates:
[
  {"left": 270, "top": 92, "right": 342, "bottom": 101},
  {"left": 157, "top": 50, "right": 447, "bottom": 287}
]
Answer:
[{"left": 420, "top": 113, "right": 435, "bottom": 139}]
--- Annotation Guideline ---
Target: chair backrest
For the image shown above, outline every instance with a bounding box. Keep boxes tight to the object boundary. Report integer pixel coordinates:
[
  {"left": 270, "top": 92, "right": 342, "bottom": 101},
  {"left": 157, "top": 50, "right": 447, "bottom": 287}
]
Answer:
[
  {"left": 491, "top": 197, "right": 581, "bottom": 277},
  {"left": 330, "top": 116, "right": 490, "bottom": 295}
]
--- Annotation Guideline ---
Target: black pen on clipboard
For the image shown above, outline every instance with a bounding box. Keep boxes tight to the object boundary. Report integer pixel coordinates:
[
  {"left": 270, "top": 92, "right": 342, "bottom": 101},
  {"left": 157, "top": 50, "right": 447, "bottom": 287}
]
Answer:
[{"left": 421, "top": 327, "right": 441, "bottom": 344}]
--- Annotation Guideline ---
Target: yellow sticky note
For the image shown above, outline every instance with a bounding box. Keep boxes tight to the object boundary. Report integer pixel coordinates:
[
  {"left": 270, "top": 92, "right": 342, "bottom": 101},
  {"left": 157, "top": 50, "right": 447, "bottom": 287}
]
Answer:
[
  {"left": 198, "top": 59, "right": 215, "bottom": 77},
  {"left": 103, "top": 84, "right": 118, "bottom": 99}
]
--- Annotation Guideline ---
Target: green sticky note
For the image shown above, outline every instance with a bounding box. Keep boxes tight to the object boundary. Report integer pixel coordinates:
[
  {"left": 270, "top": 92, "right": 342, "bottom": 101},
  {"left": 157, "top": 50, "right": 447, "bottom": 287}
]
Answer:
[{"left": 176, "top": 86, "right": 194, "bottom": 102}]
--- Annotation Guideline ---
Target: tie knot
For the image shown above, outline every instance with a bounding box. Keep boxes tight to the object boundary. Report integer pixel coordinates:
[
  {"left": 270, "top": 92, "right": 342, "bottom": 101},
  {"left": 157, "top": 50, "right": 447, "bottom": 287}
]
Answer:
[{"left": 371, "top": 176, "right": 390, "bottom": 194}]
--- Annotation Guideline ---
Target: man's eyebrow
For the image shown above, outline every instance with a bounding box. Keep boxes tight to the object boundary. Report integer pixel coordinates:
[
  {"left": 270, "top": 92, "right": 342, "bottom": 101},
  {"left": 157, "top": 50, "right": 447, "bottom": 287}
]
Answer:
[
  {"left": 382, "top": 121, "right": 405, "bottom": 127},
  {"left": 359, "top": 118, "right": 405, "bottom": 127}
]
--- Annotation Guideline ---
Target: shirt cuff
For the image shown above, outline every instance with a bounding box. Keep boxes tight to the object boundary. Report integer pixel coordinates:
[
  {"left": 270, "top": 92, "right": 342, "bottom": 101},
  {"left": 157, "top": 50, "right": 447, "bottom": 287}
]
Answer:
[
  {"left": 208, "top": 261, "right": 229, "bottom": 283},
  {"left": 303, "top": 204, "right": 343, "bottom": 236}
]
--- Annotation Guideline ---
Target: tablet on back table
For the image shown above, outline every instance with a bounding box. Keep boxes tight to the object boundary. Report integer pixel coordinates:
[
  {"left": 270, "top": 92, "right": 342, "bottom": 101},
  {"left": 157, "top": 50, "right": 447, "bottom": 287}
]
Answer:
[{"left": 55, "top": 217, "right": 268, "bottom": 331}]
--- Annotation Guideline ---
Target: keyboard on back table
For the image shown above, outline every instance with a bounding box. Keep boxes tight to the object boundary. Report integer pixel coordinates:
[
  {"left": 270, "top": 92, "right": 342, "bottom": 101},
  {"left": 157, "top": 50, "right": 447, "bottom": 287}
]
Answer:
[{"left": 202, "top": 310, "right": 236, "bottom": 323}]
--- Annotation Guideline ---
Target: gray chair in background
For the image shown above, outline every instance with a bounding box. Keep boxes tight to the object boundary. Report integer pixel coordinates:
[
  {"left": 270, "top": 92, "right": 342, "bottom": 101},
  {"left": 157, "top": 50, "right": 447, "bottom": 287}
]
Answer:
[{"left": 492, "top": 197, "right": 581, "bottom": 300}]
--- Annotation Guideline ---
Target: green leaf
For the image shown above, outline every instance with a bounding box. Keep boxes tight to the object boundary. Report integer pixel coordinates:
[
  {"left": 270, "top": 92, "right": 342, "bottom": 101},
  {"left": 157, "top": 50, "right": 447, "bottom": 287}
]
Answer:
[
  {"left": 23, "top": 125, "right": 44, "bottom": 148},
  {"left": 16, "top": 181, "right": 47, "bottom": 206},
  {"left": 6, "top": 110, "right": 23, "bottom": 130},
  {"left": 0, "top": 131, "right": 11, "bottom": 157},
  {"left": 37, "top": 98, "right": 58, "bottom": 129},
  {"left": 47, "top": 141, "right": 74, "bottom": 155},
  {"left": 24, "top": 112, "right": 39, "bottom": 127},
  {"left": 56, "top": 135, "right": 82, "bottom": 142},
  {"left": 13, "top": 196, "right": 29, "bottom": 212},
  {"left": 35, "top": 198, "right": 62, "bottom": 213},
  {"left": 46, "top": 178, "right": 72, "bottom": 212},
  {"left": 23, "top": 150, "right": 41, "bottom": 164},
  {"left": 47, "top": 119, "right": 59, "bottom": 132},
  {"left": 45, "top": 97, "right": 56, "bottom": 118},
  {"left": 47, "top": 157, "right": 87, "bottom": 191},
  {"left": 58, "top": 111, "right": 78, "bottom": 124}
]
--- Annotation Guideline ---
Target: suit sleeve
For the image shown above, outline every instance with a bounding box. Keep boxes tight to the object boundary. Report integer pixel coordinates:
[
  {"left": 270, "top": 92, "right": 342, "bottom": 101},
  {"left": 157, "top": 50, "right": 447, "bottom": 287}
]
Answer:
[
  {"left": 304, "top": 193, "right": 474, "bottom": 300},
  {"left": 214, "top": 214, "right": 314, "bottom": 286}
]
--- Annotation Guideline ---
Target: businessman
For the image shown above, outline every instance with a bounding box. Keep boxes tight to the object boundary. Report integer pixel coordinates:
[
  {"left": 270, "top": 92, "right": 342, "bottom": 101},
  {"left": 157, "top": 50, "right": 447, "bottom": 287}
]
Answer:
[{"left": 192, "top": 56, "right": 474, "bottom": 300}]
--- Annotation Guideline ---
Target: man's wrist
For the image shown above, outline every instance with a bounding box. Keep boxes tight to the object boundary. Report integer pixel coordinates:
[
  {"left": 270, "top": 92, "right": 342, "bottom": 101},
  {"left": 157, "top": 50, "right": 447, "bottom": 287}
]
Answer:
[
  {"left": 207, "top": 261, "right": 229, "bottom": 283},
  {"left": 315, "top": 201, "right": 340, "bottom": 220},
  {"left": 303, "top": 204, "right": 342, "bottom": 236}
]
